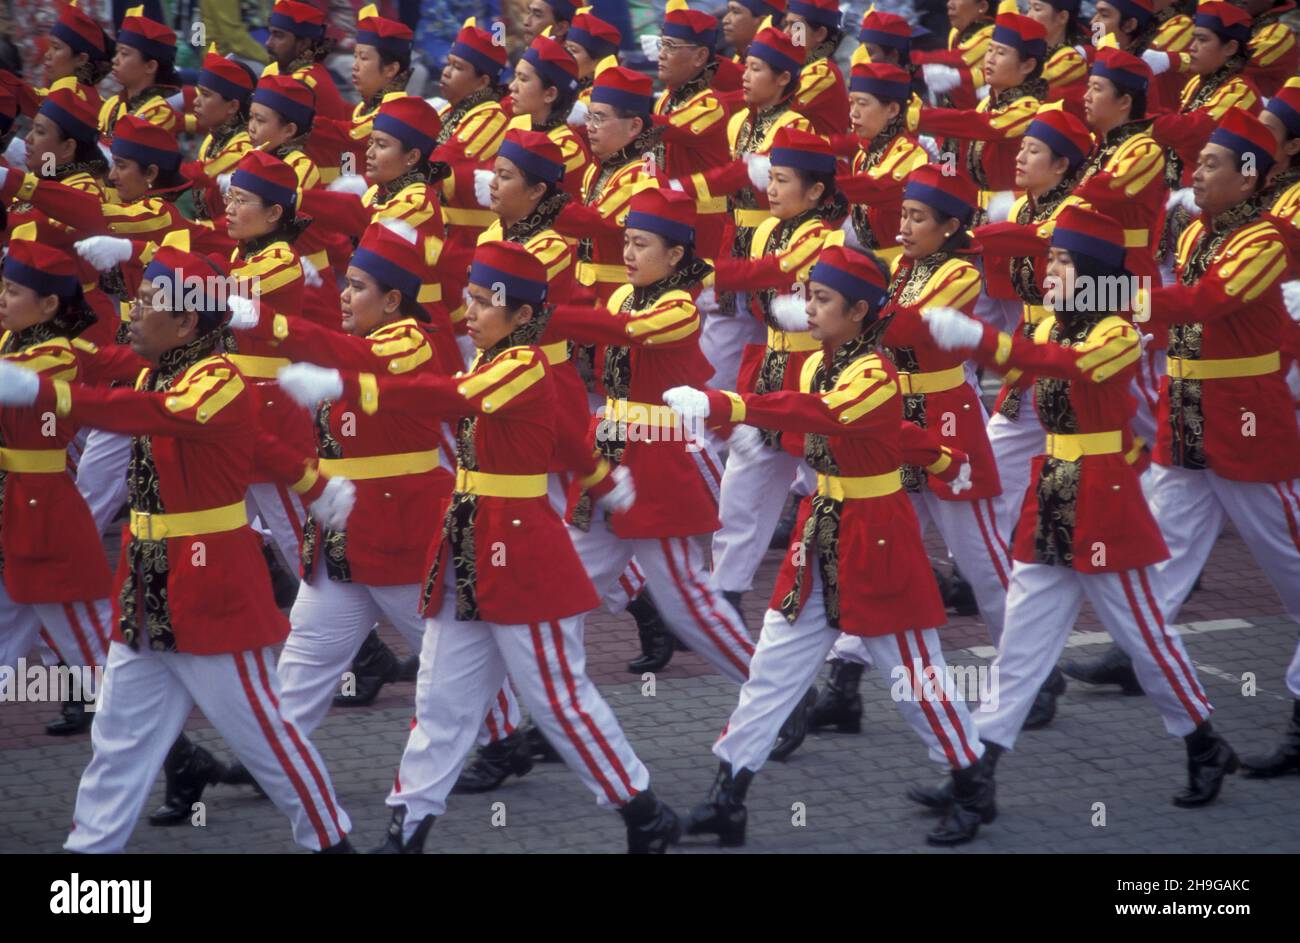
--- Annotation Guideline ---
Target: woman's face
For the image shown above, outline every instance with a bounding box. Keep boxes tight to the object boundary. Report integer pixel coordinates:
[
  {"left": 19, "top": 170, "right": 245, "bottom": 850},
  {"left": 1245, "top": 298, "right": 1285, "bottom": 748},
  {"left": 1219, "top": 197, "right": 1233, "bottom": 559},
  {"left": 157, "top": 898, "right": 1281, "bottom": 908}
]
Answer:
[
  {"left": 1044, "top": 245, "right": 1077, "bottom": 306},
  {"left": 767, "top": 165, "right": 821, "bottom": 221},
  {"left": 224, "top": 185, "right": 282, "bottom": 241},
  {"left": 898, "top": 200, "right": 956, "bottom": 259},
  {"left": 0, "top": 278, "right": 56, "bottom": 333},
  {"left": 193, "top": 85, "right": 241, "bottom": 132},
  {"left": 489, "top": 155, "right": 546, "bottom": 222},
  {"left": 365, "top": 127, "right": 420, "bottom": 184},
  {"left": 341, "top": 265, "right": 400, "bottom": 335},
  {"left": 464, "top": 281, "right": 532, "bottom": 349},
  {"left": 1015, "top": 134, "right": 1068, "bottom": 194},
  {"left": 352, "top": 43, "right": 397, "bottom": 101},
  {"left": 1026, "top": 0, "right": 1069, "bottom": 42},
  {"left": 623, "top": 228, "right": 682, "bottom": 287},
  {"left": 108, "top": 155, "right": 154, "bottom": 203},
  {"left": 948, "top": 0, "right": 988, "bottom": 32},
  {"left": 983, "top": 40, "right": 1029, "bottom": 91},
  {"left": 1189, "top": 28, "right": 1235, "bottom": 75},
  {"left": 805, "top": 280, "right": 868, "bottom": 347},
  {"left": 849, "top": 91, "right": 899, "bottom": 140},
  {"left": 742, "top": 57, "right": 787, "bottom": 108},
  {"left": 509, "top": 57, "right": 556, "bottom": 120},
  {"left": 563, "top": 40, "right": 596, "bottom": 78},
  {"left": 440, "top": 54, "right": 487, "bottom": 106},
  {"left": 43, "top": 36, "right": 83, "bottom": 83},
  {"left": 247, "top": 102, "right": 296, "bottom": 149},
  {"left": 111, "top": 44, "right": 152, "bottom": 92},
  {"left": 25, "top": 114, "right": 75, "bottom": 173}
]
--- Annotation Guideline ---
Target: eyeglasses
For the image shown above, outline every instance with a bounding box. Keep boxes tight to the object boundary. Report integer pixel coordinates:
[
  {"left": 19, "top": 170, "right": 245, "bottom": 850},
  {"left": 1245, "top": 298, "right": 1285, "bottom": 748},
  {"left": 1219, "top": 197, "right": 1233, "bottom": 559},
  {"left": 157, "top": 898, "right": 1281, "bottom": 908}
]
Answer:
[
  {"left": 587, "top": 110, "right": 629, "bottom": 130},
  {"left": 658, "top": 40, "right": 696, "bottom": 55},
  {"left": 223, "top": 191, "right": 264, "bottom": 209}
]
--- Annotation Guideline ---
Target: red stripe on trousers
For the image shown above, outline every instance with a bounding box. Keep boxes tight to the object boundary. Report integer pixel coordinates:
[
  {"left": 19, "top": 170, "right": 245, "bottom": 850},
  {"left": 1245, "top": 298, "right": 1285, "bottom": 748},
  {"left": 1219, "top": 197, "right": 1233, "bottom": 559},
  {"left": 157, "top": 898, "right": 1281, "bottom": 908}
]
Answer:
[
  {"left": 678, "top": 537, "right": 754, "bottom": 656},
  {"left": 659, "top": 538, "right": 752, "bottom": 677},
  {"left": 274, "top": 485, "right": 305, "bottom": 546},
  {"left": 1118, "top": 571, "right": 1203, "bottom": 723},
  {"left": 983, "top": 497, "right": 1012, "bottom": 562},
  {"left": 60, "top": 604, "right": 96, "bottom": 667},
  {"left": 896, "top": 631, "right": 959, "bottom": 767},
  {"left": 528, "top": 622, "right": 620, "bottom": 804},
  {"left": 483, "top": 706, "right": 500, "bottom": 741},
  {"left": 84, "top": 602, "right": 109, "bottom": 660},
  {"left": 497, "top": 688, "right": 515, "bottom": 734},
  {"left": 971, "top": 501, "right": 1010, "bottom": 589},
  {"left": 1274, "top": 483, "right": 1300, "bottom": 555},
  {"left": 233, "top": 653, "right": 330, "bottom": 848},
  {"left": 913, "top": 628, "right": 980, "bottom": 766},
  {"left": 253, "top": 649, "right": 344, "bottom": 835},
  {"left": 547, "top": 620, "right": 634, "bottom": 795},
  {"left": 1137, "top": 568, "right": 1210, "bottom": 714}
]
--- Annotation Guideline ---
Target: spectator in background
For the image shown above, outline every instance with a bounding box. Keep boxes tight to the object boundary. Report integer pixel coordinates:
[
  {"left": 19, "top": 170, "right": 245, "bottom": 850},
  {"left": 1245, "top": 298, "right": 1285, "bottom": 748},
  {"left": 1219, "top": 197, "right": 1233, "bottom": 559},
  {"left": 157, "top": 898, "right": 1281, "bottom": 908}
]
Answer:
[{"left": 202, "top": 0, "right": 272, "bottom": 67}]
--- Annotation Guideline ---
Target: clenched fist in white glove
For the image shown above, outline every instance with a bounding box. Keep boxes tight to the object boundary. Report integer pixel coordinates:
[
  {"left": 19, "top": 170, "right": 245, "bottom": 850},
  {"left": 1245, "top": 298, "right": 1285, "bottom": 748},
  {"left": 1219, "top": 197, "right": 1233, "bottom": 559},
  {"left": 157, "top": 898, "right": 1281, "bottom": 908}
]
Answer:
[
  {"left": 277, "top": 363, "right": 343, "bottom": 409},
  {"left": 567, "top": 99, "right": 588, "bottom": 126},
  {"left": 922, "top": 63, "right": 962, "bottom": 95},
  {"left": 695, "top": 285, "right": 717, "bottom": 313},
  {"left": 1283, "top": 280, "right": 1300, "bottom": 322},
  {"left": 300, "top": 255, "right": 323, "bottom": 288},
  {"left": 728, "top": 423, "right": 766, "bottom": 461},
  {"left": 662, "top": 385, "right": 710, "bottom": 420},
  {"left": 924, "top": 305, "right": 984, "bottom": 350},
  {"left": 426, "top": 96, "right": 450, "bottom": 113},
  {"left": 745, "top": 152, "right": 771, "bottom": 191},
  {"left": 217, "top": 172, "right": 234, "bottom": 196},
  {"left": 225, "top": 294, "right": 260, "bottom": 331},
  {"left": 770, "top": 293, "right": 810, "bottom": 332},
  {"left": 948, "top": 461, "right": 973, "bottom": 495},
  {"left": 310, "top": 476, "right": 356, "bottom": 530},
  {"left": 166, "top": 90, "right": 186, "bottom": 110},
  {"left": 1141, "top": 50, "right": 1172, "bottom": 75},
  {"left": 986, "top": 190, "right": 1015, "bottom": 223},
  {"left": 1166, "top": 187, "right": 1200, "bottom": 216},
  {"left": 327, "top": 174, "right": 368, "bottom": 195},
  {"left": 3, "top": 136, "right": 27, "bottom": 168},
  {"left": 75, "top": 236, "right": 133, "bottom": 272},
  {"left": 640, "top": 35, "right": 662, "bottom": 59},
  {"left": 474, "top": 168, "right": 494, "bottom": 208},
  {"left": 0, "top": 360, "right": 39, "bottom": 406},
  {"left": 597, "top": 465, "right": 637, "bottom": 513}
]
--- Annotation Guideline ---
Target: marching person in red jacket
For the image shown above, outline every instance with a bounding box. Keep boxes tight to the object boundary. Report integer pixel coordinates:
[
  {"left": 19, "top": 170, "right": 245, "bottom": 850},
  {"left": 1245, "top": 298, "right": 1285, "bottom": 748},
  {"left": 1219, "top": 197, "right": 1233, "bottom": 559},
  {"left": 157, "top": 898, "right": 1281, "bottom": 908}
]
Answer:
[
  {"left": 916, "top": 204, "right": 1236, "bottom": 811},
  {"left": 261, "top": 0, "right": 351, "bottom": 124},
  {"left": 276, "top": 240, "right": 681, "bottom": 854},
  {"left": 664, "top": 244, "right": 993, "bottom": 848},
  {"left": 0, "top": 244, "right": 354, "bottom": 853}
]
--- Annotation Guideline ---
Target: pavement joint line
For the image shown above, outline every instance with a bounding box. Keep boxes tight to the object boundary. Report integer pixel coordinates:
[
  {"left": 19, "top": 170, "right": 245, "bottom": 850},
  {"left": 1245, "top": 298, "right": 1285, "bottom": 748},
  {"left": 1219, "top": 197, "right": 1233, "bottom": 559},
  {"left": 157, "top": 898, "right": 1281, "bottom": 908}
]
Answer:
[
  {"left": 962, "top": 618, "right": 1257, "bottom": 659},
  {"left": 1191, "top": 662, "right": 1289, "bottom": 700}
]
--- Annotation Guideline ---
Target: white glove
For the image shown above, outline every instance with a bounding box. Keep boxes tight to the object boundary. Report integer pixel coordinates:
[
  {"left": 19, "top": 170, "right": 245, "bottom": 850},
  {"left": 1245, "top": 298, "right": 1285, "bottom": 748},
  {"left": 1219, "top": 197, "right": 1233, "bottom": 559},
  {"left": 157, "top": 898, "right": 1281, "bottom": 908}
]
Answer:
[
  {"left": 426, "top": 96, "right": 450, "bottom": 113},
  {"left": 98, "top": 141, "right": 113, "bottom": 164},
  {"left": 75, "top": 236, "right": 133, "bottom": 272},
  {"left": 300, "top": 255, "right": 323, "bottom": 288},
  {"left": 567, "top": 98, "right": 588, "bottom": 126},
  {"left": 276, "top": 363, "right": 343, "bottom": 409},
  {"left": 1141, "top": 50, "right": 1171, "bottom": 76},
  {"left": 327, "top": 174, "right": 368, "bottom": 195},
  {"left": 0, "top": 360, "right": 39, "bottom": 406},
  {"left": 217, "top": 172, "right": 234, "bottom": 196},
  {"left": 695, "top": 285, "right": 717, "bottom": 313},
  {"left": 3, "top": 135, "right": 26, "bottom": 167},
  {"left": 1138, "top": 330, "right": 1155, "bottom": 351},
  {"left": 667, "top": 177, "right": 684, "bottom": 191},
  {"left": 165, "top": 90, "right": 185, "bottom": 110},
  {"left": 1283, "top": 280, "right": 1300, "bottom": 322},
  {"left": 1166, "top": 186, "right": 1200, "bottom": 216},
  {"left": 0, "top": 166, "right": 8, "bottom": 189},
  {"left": 596, "top": 465, "right": 636, "bottom": 513},
  {"left": 921, "top": 63, "right": 962, "bottom": 95},
  {"left": 918, "top": 134, "right": 941, "bottom": 162},
  {"left": 310, "top": 475, "right": 356, "bottom": 530},
  {"left": 226, "top": 294, "right": 260, "bottom": 331},
  {"left": 746, "top": 153, "right": 771, "bottom": 191},
  {"left": 770, "top": 293, "right": 810, "bottom": 332},
  {"left": 924, "top": 305, "right": 984, "bottom": 350},
  {"left": 662, "top": 385, "right": 710, "bottom": 420},
  {"left": 728, "top": 423, "right": 766, "bottom": 461},
  {"left": 639, "top": 34, "right": 661, "bottom": 59},
  {"left": 986, "top": 190, "right": 1015, "bottom": 223},
  {"left": 474, "top": 168, "right": 494, "bottom": 208},
  {"left": 948, "top": 461, "right": 973, "bottom": 495},
  {"left": 1073, "top": 45, "right": 1089, "bottom": 61},
  {"left": 975, "top": 83, "right": 991, "bottom": 102}
]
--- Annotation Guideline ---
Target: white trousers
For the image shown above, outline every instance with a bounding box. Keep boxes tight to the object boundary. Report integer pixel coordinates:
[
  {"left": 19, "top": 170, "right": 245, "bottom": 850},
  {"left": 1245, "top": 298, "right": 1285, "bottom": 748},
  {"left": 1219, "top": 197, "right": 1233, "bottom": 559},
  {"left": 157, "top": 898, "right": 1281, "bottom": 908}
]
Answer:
[
  {"left": 910, "top": 490, "right": 1013, "bottom": 645},
  {"left": 65, "top": 640, "right": 351, "bottom": 852},
  {"left": 389, "top": 587, "right": 651, "bottom": 837},
  {"left": 245, "top": 482, "right": 306, "bottom": 580},
  {"left": 711, "top": 442, "right": 814, "bottom": 594},
  {"left": 0, "top": 583, "right": 111, "bottom": 698},
  {"left": 985, "top": 396, "right": 1043, "bottom": 553},
  {"left": 572, "top": 517, "right": 754, "bottom": 682},
  {"left": 547, "top": 472, "right": 647, "bottom": 614},
  {"left": 1131, "top": 348, "right": 1165, "bottom": 447},
  {"left": 74, "top": 428, "right": 131, "bottom": 534},
  {"left": 714, "top": 569, "right": 984, "bottom": 772},
  {"left": 1148, "top": 464, "right": 1300, "bottom": 699},
  {"left": 700, "top": 295, "right": 766, "bottom": 392},
  {"left": 975, "top": 561, "right": 1213, "bottom": 749}
]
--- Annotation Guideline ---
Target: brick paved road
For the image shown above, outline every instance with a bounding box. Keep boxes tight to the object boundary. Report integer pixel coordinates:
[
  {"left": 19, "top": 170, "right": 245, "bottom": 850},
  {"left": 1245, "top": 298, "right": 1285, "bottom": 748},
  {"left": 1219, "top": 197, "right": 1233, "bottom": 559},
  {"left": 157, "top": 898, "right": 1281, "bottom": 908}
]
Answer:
[{"left": 2, "top": 524, "right": 1298, "bottom": 853}]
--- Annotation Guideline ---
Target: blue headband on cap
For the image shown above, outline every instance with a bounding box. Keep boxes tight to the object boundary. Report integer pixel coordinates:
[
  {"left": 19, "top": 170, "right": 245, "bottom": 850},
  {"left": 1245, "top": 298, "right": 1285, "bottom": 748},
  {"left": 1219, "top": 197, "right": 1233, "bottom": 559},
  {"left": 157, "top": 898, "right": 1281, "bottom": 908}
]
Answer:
[
  {"left": 468, "top": 261, "right": 548, "bottom": 305},
  {"left": 809, "top": 258, "right": 887, "bottom": 310},
  {"left": 624, "top": 209, "right": 695, "bottom": 248},
  {"left": 858, "top": 27, "right": 910, "bottom": 51},
  {"left": 112, "top": 135, "right": 181, "bottom": 173},
  {"left": 198, "top": 65, "right": 252, "bottom": 103},
  {"left": 991, "top": 24, "right": 1045, "bottom": 63},
  {"left": 1091, "top": 60, "right": 1148, "bottom": 94},
  {"left": 51, "top": 21, "right": 106, "bottom": 61},
  {"left": 1267, "top": 96, "right": 1300, "bottom": 140},
  {"left": 268, "top": 11, "right": 325, "bottom": 39},
  {"left": 903, "top": 180, "right": 974, "bottom": 224},
  {"left": 1208, "top": 126, "right": 1276, "bottom": 177},
  {"left": 1194, "top": 12, "right": 1251, "bottom": 45},
  {"left": 117, "top": 26, "right": 175, "bottom": 63},
  {"left": 523, "top": 46, "right": 578, "bottom": 93},
  {"left": 662, "top": 19, "right": 718, "bottom": 48},
  {"left": 3, "top": 255, "right": 78, "bottom": 298},
  {"left": 449, "top": 39, "right": 503, "bottom": 78},
  {"left": 849, "top": 73, "right": 912, "bottom": 101},
  {"left": 770, "top": 144, "right": 836, "bottom": 175},
  {"left": 1025, "top": 118, "right": 1086, "bottom": 168},
  {"left": 373, "top": 111, "right": 435, "bottom": 157},
  {"left": 499, "top": 137, "right": 564, "bottom": 184},
  {"left": 356, "top": 28, "right": 412, "bottom": 60},
  {"left": 748, "top": 40, "right": 801, "bottom": 81},
  {"left": 568, "top": 25, "right": 619, "bottom": 61},
  {"left": 252, "top": 86, "right": 314, "bottom": 131},
  {"left": 38, "top": 99, "right": 98, "bottom": 145},
  {"left": 352, "top": 246, "right": 421, "bottom": 301},
  {"left": 591, "top": 83, "right": 652, "bottom": 115},
  {"left": 141, "top": 260, "right": 228, "bottom": 323},
  {"left": 1052, "top": 227, "right": 1125, "bottom": 269},
  {"left": 788, "top": 1, "right": 841, "bottom": 28},
  {"left": 230, "top": 167, "right": 298, "bottom": 209},
  {"left": 1104, "top": 0, "right": 1153, "bottom": 27}
]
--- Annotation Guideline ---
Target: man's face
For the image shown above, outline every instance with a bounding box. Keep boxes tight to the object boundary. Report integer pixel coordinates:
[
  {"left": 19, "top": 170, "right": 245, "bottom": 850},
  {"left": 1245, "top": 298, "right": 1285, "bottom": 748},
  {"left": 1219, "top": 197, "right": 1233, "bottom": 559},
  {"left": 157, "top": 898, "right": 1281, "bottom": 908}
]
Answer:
[
  {"left": 586, "top": 103, "right": 641, "bottom": 159},
  {"left": 658, "top": 36, "right": 709, "bottom": 88},
  {"left": 724, "top": 3, "right": 760, "bottom": 50},
  {"left": 127, "top": 279, "right": 196, "bottom": 363},
  {"left": 1192, "top": 142, "right": 1256, "bottom": 216},
  {"left": 265, "top": 27, "right": 303, "bottom": 67},
  {"left": 1189, "top": 27, "right": 1235, "bottom": 75},
  {"left": 523, "top": 1, "right": 557, "bottom": 44},
  {"left": 440, "top": 54, "right": 487, "bottom": 105},
  {"left": 1083, "top": 75, "right": 1127, "bottom": 131}
]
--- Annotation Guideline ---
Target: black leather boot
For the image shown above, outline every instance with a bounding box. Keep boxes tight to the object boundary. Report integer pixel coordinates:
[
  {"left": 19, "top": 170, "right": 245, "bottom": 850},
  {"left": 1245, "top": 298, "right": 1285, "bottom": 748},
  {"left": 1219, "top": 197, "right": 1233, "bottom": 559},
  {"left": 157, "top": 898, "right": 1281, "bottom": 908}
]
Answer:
[
  {"left": 371, "top": 806, "right": 436, "bottom": 853},
  {"left": 148, "top": 734, "right": 231, "bottom": 826},
  {"left": 521, "top": 719, "right": 562, "bottom": 763},
  {"left": 333, "top": 629, "right": 404, "bottom": 707},
  {"left": 1241, "top": 700, "right": 1300, "bottom": 777},
  {"left": 398, "top": 655, "right": 419, "bottom": 682},
  {"left": 926, "top": 757, "right": 997, "bottom": 846},
  {"left": 221, "top": 760, "right": 266, "bottom": 796},
  {"left": 46, "top": 682, "right": 93, "bottom": 736},
  {"left": 452, "top": 729, "right": 535, "bottom": 793},
  {"left": 769, "top": 497, "right": 798, "bottom": 549},
  {"left": 770, "top": 688, "right": 817, "bottom": 761},
  {"left": 809, "top": 659, "right": 864, "bottom": 733},
  {"left": 1022, "top": 667, "right": 1068, "bottom": 730},
  {"left": 619, "top": 788, "right": 681, "bottom": 853},
  {"left": 1061, "top": 644, "right": 1143, "bottom": 695},
  {"left": 939, "top": 566, "right": 979, "bottom": 617},
  {"left": 722, "top": 589, "right": 745, "bottom": 624},
  {"left": 1173, "top": 721, "right": 1239, "bottom": 807},
  {"left": 626, "top": 593, "right": 674, "bottom": 674},
  {"left": 316, "top": 837, "right": 356, "bottom": 853},
  {"left": 685, "top": 762, "right": 753, "bottom": 847},
  {"left": 908, "top": 741, "right": 1003, "bottom": 810},
  {"left": 261, "top": 543, "right": 300, "bottom": 609}
]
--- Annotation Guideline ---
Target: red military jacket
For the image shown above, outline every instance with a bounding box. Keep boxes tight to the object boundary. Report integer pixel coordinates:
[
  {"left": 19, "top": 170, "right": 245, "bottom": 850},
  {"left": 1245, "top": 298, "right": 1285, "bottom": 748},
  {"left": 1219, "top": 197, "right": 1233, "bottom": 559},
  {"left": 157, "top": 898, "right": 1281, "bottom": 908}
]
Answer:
[
  {"left": 968, "top": 315, "right": 1167, "bottom": 573},
  {"left": 880, "top": 251, "right": 1001, "bottom": 501},
  {"left": 339, "top": 342, "right": 600, "bottom": 625},
  {"left": 652, "top": 70, "right": 732, "bottom": 262},
  {"left": 239, "top": 312, "right": 453, "bottom": 586},
  {"left": 550, "top": 280, "right": 719, "bottom": 539},
  {"left": 839, "top": 131, "right": 929, "bottom": 269},
  {"left": 791, "top": 53, "right": 850, "bottom": 139},
  {"left": 915, "top": 84, "right": 1043, "bottom": 196},
  {"left": 702, "top": 333, "right": 949, "bottom": 636},
  {"left": 1147, "top": 203, "right": 1300, "bottom": 483},
  {"left": 32, "top": 338, "right": 290, "bottom": 654}
]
